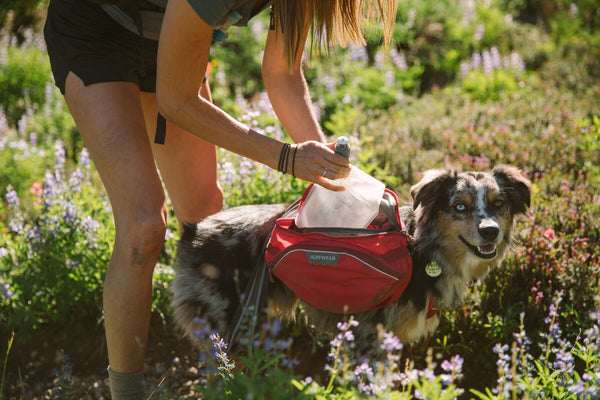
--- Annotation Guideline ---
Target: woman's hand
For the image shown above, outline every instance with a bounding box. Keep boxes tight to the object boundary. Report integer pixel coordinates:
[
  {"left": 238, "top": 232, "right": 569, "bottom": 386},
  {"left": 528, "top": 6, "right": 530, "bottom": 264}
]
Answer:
[{"left": 290, "top": 141, "right": 351, "bottom": 191}]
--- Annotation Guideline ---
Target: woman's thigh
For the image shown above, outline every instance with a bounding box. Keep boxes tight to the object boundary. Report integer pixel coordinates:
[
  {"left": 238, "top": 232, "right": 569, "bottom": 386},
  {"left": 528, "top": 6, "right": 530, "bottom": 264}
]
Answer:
[
  {"left": 140, "top": 83, "right": 223, "bottom": 225},
  {"left": 64, "top": 72, "right": 167, "bottom": 234}
]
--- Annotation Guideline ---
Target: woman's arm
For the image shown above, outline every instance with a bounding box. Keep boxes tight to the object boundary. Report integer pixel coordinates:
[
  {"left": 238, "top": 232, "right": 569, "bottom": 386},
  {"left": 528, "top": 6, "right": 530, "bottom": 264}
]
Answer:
[
  {"left": 262, "top": 12, "right": 327, "bottom": 144},
  {"left": 157, "top": 0, "right": 283, "bottom": 169},
  {"left": 156, "top": 0, "right": 348, "bottom": 189}
]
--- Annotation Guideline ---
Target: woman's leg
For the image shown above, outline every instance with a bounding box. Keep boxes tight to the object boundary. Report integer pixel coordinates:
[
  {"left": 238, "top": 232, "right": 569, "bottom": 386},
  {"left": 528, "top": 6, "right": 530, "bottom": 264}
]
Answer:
[
  {"left": 64, "top": 72, "right": 166, "bottom": 374},
  {"left": 141, "top": 79, "right": 223, "bottom": 224}
]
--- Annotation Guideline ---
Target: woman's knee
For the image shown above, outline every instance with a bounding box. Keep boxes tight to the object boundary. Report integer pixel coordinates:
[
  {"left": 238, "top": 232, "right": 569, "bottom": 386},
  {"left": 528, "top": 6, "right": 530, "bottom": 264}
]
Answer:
[
  {"left": 202, "top": 183, "right": 224, "bottom": 217},
  {"left": 114, "top": 208, "right": 168, "bottom": 267},
  {"left": 176, "top": 182, "right": 224, "bottom": 224}
]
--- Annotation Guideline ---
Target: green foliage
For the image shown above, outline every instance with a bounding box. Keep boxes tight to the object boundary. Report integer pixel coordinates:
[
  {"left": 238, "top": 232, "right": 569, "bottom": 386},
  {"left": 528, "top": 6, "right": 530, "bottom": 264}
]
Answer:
[
  {"left": 0, "top": 146, "right": 113, "bottom": 336},
  {"left": 0, "top": 43, "right": 53, "bottom": 125},
  {"left": 0, "top": 1, "right": 47, "bottom": 41},
  {"left": 0, "top": 132, "right": 53, "bottom": 201},
  {"left": 462, "top": 69, "right": 521, "bottom": 102},
  {"left": 209, "top": 14, "right": 270, "bottom": 106}
]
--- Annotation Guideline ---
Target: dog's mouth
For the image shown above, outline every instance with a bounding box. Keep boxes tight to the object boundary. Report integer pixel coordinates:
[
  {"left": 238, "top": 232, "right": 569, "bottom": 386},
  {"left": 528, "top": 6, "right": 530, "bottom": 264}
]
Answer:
[{"left": 458, "top": 235, "right": 497, "bottom": 259}]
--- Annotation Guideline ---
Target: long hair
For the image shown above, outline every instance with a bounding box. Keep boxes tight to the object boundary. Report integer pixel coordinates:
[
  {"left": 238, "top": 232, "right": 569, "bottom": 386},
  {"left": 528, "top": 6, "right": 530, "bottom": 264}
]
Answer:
[{"left": 272, "top": 0, "right": 397, "bottom": 70}]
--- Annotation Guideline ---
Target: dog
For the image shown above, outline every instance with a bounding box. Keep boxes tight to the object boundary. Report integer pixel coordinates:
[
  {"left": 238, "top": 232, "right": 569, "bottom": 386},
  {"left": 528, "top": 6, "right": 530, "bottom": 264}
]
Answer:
[{"left": 170, "top": 165, "right": 531, "bottom": 352}]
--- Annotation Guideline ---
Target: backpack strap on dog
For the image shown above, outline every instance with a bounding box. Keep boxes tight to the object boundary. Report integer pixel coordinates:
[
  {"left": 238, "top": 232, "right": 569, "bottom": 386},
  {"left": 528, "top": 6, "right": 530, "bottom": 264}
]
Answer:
[{"left": 227, "top": 198, "right": 301, "bottom": 352}]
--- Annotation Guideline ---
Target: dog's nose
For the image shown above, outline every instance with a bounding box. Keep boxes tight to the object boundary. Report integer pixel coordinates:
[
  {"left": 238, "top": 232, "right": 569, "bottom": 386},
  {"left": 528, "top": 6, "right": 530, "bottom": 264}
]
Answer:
[{"left": 478, "top": 224, "right": 499, "bottom": 241}]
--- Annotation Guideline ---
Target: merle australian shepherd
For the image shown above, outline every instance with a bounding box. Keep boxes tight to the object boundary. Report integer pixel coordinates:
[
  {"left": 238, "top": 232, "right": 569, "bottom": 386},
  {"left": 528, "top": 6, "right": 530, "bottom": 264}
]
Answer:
[{"left": 171, "top": 165, "right": 530, "bottom": 353}]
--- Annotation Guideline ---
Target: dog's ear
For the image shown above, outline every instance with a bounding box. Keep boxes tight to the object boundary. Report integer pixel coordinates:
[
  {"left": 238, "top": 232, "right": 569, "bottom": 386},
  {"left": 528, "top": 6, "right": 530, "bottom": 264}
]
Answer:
[
  {"left": 493, "top": 165, "right": 531, "bottom": 215},
  {"left": 411, "top": 169, "right": 457, "bottom": 210}
]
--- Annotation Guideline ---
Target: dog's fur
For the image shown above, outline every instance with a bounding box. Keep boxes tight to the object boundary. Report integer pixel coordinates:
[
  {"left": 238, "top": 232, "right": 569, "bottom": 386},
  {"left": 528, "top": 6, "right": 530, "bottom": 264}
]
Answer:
[{"left": 171, "top": 165, "right": 531, "bottom": 350}]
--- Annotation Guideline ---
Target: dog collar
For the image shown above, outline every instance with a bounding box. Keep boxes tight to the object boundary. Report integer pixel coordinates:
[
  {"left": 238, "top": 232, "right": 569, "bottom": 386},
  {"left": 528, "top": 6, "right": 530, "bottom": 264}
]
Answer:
[{"left": 427, "top": 293, "right": 440, "bottom": 319}]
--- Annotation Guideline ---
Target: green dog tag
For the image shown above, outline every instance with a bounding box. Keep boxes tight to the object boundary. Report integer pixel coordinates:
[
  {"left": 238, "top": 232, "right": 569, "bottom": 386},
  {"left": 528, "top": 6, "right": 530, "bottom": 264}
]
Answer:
[{"left": 425, "top": 261, "right": 442, "bottom": 277}]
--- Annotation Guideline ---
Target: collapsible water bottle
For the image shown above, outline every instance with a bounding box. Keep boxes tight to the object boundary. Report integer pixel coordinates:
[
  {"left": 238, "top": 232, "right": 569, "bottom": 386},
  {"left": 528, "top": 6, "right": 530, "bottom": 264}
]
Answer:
[{"left": 295, "top": 137, "right": 385, "bottom": 229}]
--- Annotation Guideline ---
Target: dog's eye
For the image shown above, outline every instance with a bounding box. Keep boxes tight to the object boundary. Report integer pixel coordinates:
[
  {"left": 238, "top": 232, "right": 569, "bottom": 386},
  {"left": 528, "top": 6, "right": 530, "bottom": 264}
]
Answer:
[
  {"left": 453, "top": 203, "right": 467, "bottom": 212},
  {"left": 494, "top": 199, "right": 505, "bottom": 208}
]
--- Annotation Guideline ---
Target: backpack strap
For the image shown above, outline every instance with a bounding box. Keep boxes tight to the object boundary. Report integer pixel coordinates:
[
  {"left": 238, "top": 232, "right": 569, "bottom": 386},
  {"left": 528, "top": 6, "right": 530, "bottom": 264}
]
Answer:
[{"left": 226, "top": 198, "right": 301, "bottom": 352}]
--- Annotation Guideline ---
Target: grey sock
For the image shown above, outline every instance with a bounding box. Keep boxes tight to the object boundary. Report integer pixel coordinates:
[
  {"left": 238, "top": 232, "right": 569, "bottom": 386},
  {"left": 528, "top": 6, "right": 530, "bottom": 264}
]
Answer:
[{"left": 107, "top": 366, "right": 144, "bottom": 400}]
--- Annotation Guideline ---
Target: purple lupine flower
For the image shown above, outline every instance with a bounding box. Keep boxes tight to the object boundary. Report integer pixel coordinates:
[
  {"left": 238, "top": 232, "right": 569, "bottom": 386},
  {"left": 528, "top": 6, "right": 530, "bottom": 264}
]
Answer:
[
  {"left": 348, "top": 42, "right": 368, "bottom": 62},
  {"left": 6, "top": 187, "right": 19, "bottom": 207},
  {"left": 385, "top": 70, "right": 395, "bottom": 86},
  {"left": 460, "top": 62, "right": 471, "bottom": 77},
  {"left": 312, "top": 101, "right": 322, "bottom": 122},
  {"left": 280, "top": 357, "right": 299, "bottom": 369},
  {"left": 568, "top": 3, "right": 579, "bottom": 17},
  {"left": 17, "top": 114, "right": 27, "bottom": 136},
  {"left": 472, "top": 52, "right": 482, "bottom": 69},
  {"left": 1, "top": 283, "right": 14, "bottom": 299},
  {"left": 69, "top": 168, "right": 84, "bottom": 192},
  {"left": 54, "top": 140, "right": 66, "bottom": 170},
  {"left": 321, "top": 74, "right": 337, "bottom": 93},
  {"left": 29, "top": 132, "right": 38, "bottom": 147},
  {"left": 81, "top": 216, "right": 100, "bottom": 238},
  {"left": 358, "top": 382, "right": 375, "bottom": 395},
  {"left": 509, "top": 52, "right": 525, "bottom": 72},
  {"left": 6, "top": 187, "right": 24, "bottom": 233},
  {"left": 474, "top": 24, "right": 484, "bottom": 41},
  {"left": 390, "top": 49, "right": 407, "bottom": 71},
  {"left": 482, "top": 50, "right": 493, "bottom": 75},
  {"left": 61, "top": 201, "right": 79, "bottom": 227},
  {"left": 78, "top": 148, "right": 91, "bottom": 169},
  {"left": 490, "top": 47, "right": 502, "bottom": 70},
  {"left": 380, "top": 332, "right": 403, "bottom": 352}
]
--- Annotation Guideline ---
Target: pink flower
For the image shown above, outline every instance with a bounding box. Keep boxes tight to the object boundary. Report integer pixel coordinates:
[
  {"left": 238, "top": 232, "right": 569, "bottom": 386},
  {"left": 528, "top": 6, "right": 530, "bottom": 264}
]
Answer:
[
  {"left": 30, "top": 182, "right": 43, "bottom": 197},
  {"left": 543, "top": 228, "right": 556, "bottom": 241}
]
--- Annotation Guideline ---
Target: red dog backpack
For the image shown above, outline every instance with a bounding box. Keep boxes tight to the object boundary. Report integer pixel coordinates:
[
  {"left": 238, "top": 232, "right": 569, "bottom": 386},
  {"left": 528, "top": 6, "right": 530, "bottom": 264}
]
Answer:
[{"left": 265, "top": 187, "right": 413, "bottom": 314}]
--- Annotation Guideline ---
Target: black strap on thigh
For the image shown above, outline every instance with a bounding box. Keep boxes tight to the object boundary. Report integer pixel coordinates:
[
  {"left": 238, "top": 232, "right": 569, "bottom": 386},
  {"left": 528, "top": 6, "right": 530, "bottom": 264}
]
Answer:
[
  {"left": 154, "top": 113, "right": 166, "bottom": 144},
  {"left": 154, "top": 75, "right": 207, "bottom": 145}
]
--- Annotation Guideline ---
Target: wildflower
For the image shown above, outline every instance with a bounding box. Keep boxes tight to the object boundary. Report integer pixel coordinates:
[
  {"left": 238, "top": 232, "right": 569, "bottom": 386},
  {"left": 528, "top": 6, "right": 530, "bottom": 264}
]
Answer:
[
  {"left": 490, "top": 47, "right": 502, "bottom": 70},
  {"left": 209, "top": 332, "right": 235, "bottom": 376},
  {"left": 69, "top": 168, "right": 84, "bottom": 192},
  {"left": 30, "top": 181, "right": 43, "bottom": 198},
  {"left": 18, "top": 114, "right": 27, "bottom": 136},
  {"left": 441, "top": 355, "right": 464, "bottom": 376},
  {"left": 474, "top": 24, "right": 484, "bottom": 41},
  {"left": 1, "top": 282, "right": 14, "bottom": 299},
  {"left": 543, "top": 228, "right": 556, "bottom": 241},
  {"left": 280, "top": 357, "right": 299, "bottom": 369},
  {"left": 390, "top": 48, "right": 407, "bottom": 71},
  {"left": 6, "top": 186, "right": 24, "bottom": 234},
  {"left": 347, "top": 42, "right": 368, "bottom": 62},
  {"left": 471, "top": 52, "right": 482, "bottom": 69},
  {"left": 78, "top": 147, "right": 91, "bottom": 169},
  {"left": 385, "top": 70, "right": 395, "bottom": 86},
  {"left": 6, "top": 186, "right": 19, "bottom": 207},
  {"left": 54, "top": 140, "right": 66, "bottom": 171},
  {"left": 380, "top": 332, "right": 403, "bottom": 352},
  {"left": 482, "top": 50, "right": 493, "bottom": 76}
]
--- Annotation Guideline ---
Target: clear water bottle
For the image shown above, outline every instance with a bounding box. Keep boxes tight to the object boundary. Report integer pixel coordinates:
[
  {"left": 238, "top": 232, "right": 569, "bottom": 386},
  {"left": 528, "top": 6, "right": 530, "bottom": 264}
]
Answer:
[{"left": 294, "top": 137, "right": 385, "bottom": 229}]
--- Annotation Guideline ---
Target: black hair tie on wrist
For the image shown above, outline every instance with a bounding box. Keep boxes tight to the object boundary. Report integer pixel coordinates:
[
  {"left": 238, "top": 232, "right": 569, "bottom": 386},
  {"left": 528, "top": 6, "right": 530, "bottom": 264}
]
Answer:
[
  {"left": 277, "top": 143, "right": 291, "bottom": 174},
  {"left": 291, "top": 145, "right": 298, "bottom": 178}
]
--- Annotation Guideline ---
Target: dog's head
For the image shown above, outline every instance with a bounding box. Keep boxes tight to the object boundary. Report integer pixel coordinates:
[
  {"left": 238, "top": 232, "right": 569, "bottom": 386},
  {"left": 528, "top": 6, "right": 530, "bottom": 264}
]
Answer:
[{"left": 410, "top": 165, "right": 531, "bottom": 280}]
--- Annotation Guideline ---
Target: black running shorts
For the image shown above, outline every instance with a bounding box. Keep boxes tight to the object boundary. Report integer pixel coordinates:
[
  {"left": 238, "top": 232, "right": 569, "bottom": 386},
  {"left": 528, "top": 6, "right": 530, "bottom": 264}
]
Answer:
[{"left": 44, "top": 0, "right": 159, "bottom": 94}]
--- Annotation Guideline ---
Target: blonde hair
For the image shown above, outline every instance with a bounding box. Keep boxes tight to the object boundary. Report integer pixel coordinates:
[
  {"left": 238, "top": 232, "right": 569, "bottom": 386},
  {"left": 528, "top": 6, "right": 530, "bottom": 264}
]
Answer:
[{"left": 272, "top": 0, "right": 398, "bottom": 70}]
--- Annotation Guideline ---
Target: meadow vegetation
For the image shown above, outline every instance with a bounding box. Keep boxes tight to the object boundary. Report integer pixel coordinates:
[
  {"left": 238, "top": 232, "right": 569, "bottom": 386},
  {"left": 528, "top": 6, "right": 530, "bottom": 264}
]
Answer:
[{"left": 0, "top": 0, "right": 599, "bottom": 398}]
